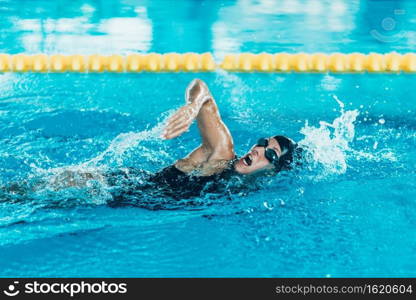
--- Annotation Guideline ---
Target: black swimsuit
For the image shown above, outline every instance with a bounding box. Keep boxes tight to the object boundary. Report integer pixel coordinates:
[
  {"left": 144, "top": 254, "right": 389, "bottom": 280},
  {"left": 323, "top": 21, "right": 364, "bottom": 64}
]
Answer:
[{"left": 105, "top": 159, "right": 239, "bottom": 209}]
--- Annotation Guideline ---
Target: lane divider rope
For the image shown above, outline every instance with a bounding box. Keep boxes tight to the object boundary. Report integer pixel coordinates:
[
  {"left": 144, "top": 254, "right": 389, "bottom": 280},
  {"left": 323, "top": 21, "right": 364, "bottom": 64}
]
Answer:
[{"left": 0, "top": 52, "right": 415, "bottom": 73}]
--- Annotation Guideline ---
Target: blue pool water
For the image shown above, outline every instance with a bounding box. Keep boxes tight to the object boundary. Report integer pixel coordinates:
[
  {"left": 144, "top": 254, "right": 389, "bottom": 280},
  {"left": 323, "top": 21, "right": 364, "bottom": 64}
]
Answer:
[{"left": 0, "top": 0, "right": 415, "bottom": 277}]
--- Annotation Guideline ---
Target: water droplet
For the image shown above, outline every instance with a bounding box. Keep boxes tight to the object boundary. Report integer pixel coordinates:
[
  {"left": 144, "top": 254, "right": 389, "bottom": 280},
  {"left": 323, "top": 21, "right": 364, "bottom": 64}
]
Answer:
[
  {"left": 263, "top": 202, "right": 273, "bottom": 210},
  {"left": 378, "top": 118, "right": 385, "bottom": 124}
]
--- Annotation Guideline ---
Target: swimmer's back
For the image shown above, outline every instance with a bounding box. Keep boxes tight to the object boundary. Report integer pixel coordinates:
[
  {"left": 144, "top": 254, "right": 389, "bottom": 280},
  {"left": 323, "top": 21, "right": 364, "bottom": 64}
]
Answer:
[{"left": 149, "top": 164, "right": 237, "bottom": 198}]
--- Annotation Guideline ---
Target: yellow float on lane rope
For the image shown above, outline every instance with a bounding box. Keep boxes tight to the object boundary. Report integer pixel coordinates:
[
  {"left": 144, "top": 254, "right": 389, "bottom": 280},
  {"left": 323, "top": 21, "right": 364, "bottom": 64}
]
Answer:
[{"left": 0, "top": 53, "right": 414, "bottom": 73}]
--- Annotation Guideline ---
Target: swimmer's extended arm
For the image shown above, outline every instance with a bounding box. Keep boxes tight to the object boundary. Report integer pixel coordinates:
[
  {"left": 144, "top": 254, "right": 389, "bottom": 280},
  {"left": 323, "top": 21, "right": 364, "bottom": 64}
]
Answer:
[{"left": 162, "top": 79, "right": 235, "bottom": 175}]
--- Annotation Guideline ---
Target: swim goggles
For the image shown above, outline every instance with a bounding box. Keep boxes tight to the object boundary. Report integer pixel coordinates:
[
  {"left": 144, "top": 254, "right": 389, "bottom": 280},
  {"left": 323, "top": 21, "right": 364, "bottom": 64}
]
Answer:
[{"left": 255, "top": 137, "right": 280, "bottom": 168}]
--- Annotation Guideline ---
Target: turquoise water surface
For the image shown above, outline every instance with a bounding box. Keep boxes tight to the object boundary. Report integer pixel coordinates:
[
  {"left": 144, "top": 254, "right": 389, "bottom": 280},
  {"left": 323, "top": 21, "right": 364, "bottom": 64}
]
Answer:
[{"left": 0, "top": 0, "right": 415, "bottom": 277}]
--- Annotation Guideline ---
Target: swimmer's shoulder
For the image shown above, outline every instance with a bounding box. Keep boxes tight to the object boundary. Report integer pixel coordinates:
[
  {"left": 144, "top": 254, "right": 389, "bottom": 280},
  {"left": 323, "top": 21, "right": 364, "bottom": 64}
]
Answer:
[
  {"left": 175, "top": 149, "right": 236, "bottom": 176},
  {"left": 175, "top": 158, "right": 232, "bottom": 177}
]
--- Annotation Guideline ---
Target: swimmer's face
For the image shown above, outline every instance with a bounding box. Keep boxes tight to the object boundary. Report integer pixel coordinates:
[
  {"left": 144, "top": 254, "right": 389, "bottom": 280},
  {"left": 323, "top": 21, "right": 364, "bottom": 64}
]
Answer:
[{"left": 234, "top": 136, "right": 282, "bottom": 175}]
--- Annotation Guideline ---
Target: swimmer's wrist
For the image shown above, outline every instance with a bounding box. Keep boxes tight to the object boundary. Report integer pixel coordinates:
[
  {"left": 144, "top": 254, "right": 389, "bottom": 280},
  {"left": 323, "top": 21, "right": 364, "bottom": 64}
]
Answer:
[
  {"left": 187, "top": 91, "right": 210, "bottom": 109},
  {"left": 188, "top": 100, "right": 201, "bottom": 113}
]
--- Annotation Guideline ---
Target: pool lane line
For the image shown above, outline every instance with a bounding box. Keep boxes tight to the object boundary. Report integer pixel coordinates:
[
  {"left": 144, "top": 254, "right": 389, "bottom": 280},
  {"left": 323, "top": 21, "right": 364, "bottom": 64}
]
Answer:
[{"left": 0, "top": 52, "right": 415, "bottom": 73}]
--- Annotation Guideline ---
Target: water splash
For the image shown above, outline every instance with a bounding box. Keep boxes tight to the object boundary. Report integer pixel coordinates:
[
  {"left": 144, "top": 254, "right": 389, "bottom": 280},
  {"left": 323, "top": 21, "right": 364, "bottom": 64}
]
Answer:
[
  {"left": 215, "top": 70, "right": 256, "bottom": 126},
  {"left": 18, "top": 110, "right": 176, "bottom": 207},
  {"left": 298, "top": 96, "right": 359, "bottom": 178},
  {"left": 84, "top": 118, "right": 167, "bottom": 167}
]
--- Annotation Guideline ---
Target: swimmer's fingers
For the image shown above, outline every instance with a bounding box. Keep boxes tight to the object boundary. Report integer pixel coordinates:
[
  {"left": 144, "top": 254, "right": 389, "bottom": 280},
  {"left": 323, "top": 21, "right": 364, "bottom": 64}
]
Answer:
[
  {"left": 163, "top": 123, "right": 191, "bottom": 139},
  {"left": 163, "top": 106, "right": 196, "bottom": 139},
  {"left": 163, "top": 120, "right": 190, "bottom": 138},
  {"left": 166, "top": 111, "right": 183, "bottom": 124},
  {"left": 163, "top": 114, "right": 185, "bottom": 134},
  {"left": 167, "top": 105, "right": 197, "bottom": 124},
  {"left": 165, "top": 115, "right": 191, "bottom": 132},
  {"left": 165, "top": 114, "right": 186, "bottom": 129}
]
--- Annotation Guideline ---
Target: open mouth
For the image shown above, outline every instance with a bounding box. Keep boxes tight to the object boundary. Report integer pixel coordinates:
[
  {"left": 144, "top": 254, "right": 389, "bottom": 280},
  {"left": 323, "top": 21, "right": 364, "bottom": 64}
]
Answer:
[{"left": 242, "top": 154, "right": 253, "bottom": 166}]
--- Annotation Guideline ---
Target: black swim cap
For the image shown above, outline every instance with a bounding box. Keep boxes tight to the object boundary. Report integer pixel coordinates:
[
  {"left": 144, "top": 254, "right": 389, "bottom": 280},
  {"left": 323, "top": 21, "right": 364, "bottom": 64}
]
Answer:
[{"left": 273, "top": 135, "right": 298, "bottom": 172}]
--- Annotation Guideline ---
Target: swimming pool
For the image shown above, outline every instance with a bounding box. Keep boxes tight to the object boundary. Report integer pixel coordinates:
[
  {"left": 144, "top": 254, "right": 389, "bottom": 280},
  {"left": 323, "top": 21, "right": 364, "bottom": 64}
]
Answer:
[{"left": 0, "top": 0, "right": 415, "bottom": 277}]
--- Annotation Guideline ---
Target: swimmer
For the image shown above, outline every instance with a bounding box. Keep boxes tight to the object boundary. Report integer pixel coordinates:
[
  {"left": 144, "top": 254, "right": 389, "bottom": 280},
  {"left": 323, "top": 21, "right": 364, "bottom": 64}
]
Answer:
[
  {"left": 159, "top": 78, "right": 298, "bottom": 177},
  {"left": 2, "top": 79, "right": 300, "bottom": 208},
  {"left": 104, "top": 79, "right": 300, "bottom": 207}
]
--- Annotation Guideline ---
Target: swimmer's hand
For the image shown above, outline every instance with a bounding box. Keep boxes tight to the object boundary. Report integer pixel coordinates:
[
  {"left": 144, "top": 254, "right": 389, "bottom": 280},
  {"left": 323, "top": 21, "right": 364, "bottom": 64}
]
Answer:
[
  {"left": 162, "top": 103, "right": 198, "bottom": 139},
  {"left": 162, "top": 79, "right": 211, "bottom": 140}
]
